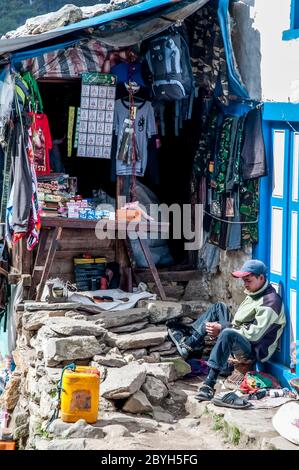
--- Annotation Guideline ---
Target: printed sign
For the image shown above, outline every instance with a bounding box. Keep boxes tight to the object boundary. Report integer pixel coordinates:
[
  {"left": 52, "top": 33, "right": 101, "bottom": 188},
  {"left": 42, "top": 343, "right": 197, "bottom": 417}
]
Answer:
[{"left": 78, "top": 73, "right": 117, "bottom": 159}]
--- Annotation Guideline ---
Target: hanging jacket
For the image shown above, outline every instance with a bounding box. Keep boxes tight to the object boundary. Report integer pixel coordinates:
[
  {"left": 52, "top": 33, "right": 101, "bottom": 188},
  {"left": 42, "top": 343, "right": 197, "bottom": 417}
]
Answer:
[
  {"left": 10, "top": 121, "right": 32, "bottom": 235},
  {"left": 22, "top": 72, "right": 43, "bottom": 113},
  {"left": 229, "top": 281, "right": 286, "bottom": 362},
  {"left": 241, "top": 108, "right": 267, "bottom": 180},
  {"left": 190, "top": 3, "right": 229, "bottom": 103}
]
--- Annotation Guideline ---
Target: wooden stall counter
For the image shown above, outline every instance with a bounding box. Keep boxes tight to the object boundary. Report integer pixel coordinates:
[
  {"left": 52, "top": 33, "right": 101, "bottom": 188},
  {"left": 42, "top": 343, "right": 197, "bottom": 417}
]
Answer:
[{"left": 30, "top": 217, "right": 169, "bottom": 301}]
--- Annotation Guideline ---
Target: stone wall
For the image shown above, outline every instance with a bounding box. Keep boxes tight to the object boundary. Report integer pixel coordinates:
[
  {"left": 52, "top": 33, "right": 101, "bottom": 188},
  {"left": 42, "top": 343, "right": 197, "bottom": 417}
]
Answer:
[
  {"left": 1, "top": 299, "right": 211, "bottom": 449},
  {"left": 183, "top": 248, "right": 251, "bottom": 313}
]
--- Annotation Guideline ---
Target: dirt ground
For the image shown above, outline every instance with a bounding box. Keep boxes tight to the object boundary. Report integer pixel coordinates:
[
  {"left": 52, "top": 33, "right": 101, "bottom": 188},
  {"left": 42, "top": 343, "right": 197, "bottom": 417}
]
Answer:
[{"left": 94, "top": 378, "right": 241, "bottom": 451}]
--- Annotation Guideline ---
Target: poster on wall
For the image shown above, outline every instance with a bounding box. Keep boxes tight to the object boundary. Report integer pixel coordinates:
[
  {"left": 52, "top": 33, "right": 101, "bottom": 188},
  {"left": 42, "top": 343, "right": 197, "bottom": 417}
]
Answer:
[{"left": 77, "top": 73, "right": 117, "bottom": 159}]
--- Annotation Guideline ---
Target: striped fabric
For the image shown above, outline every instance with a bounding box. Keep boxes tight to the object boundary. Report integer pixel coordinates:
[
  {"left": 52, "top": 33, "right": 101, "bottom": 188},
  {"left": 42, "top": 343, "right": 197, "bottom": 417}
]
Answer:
[{"left": 22, "top": 40, "right": 135, "bottom": 79}]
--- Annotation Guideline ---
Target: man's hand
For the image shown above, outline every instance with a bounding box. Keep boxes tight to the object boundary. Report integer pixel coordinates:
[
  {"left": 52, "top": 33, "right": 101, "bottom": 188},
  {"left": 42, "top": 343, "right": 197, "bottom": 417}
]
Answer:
[{"left": 205, "top": 322, "right": 222, "bottom": 339}]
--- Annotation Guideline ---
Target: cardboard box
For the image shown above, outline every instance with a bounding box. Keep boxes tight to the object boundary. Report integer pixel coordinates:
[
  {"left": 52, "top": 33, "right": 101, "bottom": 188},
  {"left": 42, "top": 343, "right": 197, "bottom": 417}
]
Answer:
[
  {"left": 116, "top": 209, "right": 141, "bottom": 222},
  {"left": 0, "top": 440, "right": 16, "bottom": 450},
  {"left": 68, "top": 207, "right": 79, "bottom": 219}
]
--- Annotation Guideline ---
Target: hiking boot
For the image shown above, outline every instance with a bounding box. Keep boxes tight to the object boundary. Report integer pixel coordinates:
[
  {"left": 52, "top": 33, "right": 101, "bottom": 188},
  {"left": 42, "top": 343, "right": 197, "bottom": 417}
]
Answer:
[
  {"left": 195, "top": 384, "right": 215, "bottom": 402},
  {"left": 165, "top": 319, "right": 192, "bottom": 336},
  {"left": 167, "top": 328, "right": 189, "bottom": 359}
]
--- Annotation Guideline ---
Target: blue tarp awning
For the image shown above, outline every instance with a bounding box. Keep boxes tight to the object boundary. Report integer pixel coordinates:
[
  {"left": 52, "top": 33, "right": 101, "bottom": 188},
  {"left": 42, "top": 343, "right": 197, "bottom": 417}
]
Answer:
[
  {"left": 0, "top": 0, "right": 248, "bottom": 99},
  {"left": 0, "top": 0, "right": 199, "bottom": 56}
]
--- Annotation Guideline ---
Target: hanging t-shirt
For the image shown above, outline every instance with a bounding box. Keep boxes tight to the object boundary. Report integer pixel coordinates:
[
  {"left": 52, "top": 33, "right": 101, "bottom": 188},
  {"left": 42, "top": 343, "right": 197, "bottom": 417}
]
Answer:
[
  {"left": 113, "top": 99, "right": 156, "bottom": 176},
  {"left": 29, "top": 113, "right": 52, "bottom": 176}
]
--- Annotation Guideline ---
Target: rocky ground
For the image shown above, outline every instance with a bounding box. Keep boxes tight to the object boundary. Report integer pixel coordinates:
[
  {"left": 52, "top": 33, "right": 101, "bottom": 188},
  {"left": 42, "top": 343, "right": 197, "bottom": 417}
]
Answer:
[
  {"left": 0, "top": 298, "right": 216, "bottom": 450},
  {"left": 33, "top": 379, "right": 237, "bottom": 451},
  {"left": 1, "top": 297, "right": 293, "bottom": 451}
]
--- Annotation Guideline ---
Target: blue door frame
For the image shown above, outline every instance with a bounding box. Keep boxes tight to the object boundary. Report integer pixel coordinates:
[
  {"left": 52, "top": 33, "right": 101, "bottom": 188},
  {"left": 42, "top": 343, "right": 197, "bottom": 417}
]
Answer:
[{"left": 254, "top": 103, "right": 299, "bottom": 387}]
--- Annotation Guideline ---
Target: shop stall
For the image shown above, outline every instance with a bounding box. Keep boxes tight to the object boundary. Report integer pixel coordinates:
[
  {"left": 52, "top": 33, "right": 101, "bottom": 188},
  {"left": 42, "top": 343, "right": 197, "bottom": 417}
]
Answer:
[{"left": 0, "top": 0, "right": 266, "bottom": 305}]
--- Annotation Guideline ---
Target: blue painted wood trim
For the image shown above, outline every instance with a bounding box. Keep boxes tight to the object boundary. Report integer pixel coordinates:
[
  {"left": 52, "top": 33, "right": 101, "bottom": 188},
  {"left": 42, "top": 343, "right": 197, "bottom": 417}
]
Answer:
[
  {"left": 263, "top": 103, "right": 299, "bottom": 122},
  {"left": 287, "top": 131, "right": 299, "bottom": 376},
  {"left": 283, "top": 28, "right": 299, "bottom": 40},
  {"left": 260, "top": 111, "right": 299, "bottom": 380},
  {"left": 283, "top": 0, "right": 299, "bottom": 40},
  {"left": 253, "top": 120, "right": 271, "bottom": 266},
  {"left": 264, "top": 361, "right": 297, "bottom": 389}
]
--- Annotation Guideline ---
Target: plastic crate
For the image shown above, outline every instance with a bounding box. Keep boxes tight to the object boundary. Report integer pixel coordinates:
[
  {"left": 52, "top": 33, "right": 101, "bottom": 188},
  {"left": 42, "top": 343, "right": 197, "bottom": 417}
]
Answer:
[{"left": 74, "top": 259, "right": 107, "bottom": 291}]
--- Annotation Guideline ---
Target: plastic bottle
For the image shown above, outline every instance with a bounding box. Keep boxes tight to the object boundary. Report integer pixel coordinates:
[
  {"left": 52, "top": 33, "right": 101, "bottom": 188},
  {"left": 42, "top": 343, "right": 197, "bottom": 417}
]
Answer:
[{"left": 267, "top": 387, "right": 289, "bottom": 398}]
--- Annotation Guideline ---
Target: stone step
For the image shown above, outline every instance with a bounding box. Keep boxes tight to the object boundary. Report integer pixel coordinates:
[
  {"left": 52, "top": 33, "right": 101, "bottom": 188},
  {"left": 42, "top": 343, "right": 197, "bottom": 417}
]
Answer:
[
  {"left": 173, "top": 378, "right": 284, "bottom": 449},
  {"left": 137, "top": 300, "right": 209, "bottom": 323},
  {"left": 206, "top": 403, "right": 278, "bottom": 448},
  {"left": 261, "top": 436, "right": 299, "bottom": 450}
]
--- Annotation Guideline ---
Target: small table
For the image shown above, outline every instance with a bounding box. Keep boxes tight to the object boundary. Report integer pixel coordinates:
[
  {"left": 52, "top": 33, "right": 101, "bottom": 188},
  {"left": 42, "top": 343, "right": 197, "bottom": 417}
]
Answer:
[{"left": 30, "top": 217, "right": 169, "bottom": 301}]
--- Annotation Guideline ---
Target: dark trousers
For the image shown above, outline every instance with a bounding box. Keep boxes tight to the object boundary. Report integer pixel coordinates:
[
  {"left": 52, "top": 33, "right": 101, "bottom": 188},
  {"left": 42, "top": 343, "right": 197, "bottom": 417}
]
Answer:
[
  {"left": 208, "top": 328, "right": 255, "bottom": 372},
  {"left": 189, "top": 302, "right": 255, "bottom": 371},
  {"left": 191, "top": 302, "right": 231, "bottom": 338}
]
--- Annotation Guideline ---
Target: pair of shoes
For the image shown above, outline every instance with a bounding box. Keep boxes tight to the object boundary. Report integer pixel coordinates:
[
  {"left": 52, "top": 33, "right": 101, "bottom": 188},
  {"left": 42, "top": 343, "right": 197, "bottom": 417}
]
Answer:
[
  {"left": 195, "top": 384, "right": 215, "bottom": 402},
  {"left": 212, "top": 391, "right": 252, "bottom": 409},
  {"left": 167, "top": 328, "right": 189, "bottom": 359}
]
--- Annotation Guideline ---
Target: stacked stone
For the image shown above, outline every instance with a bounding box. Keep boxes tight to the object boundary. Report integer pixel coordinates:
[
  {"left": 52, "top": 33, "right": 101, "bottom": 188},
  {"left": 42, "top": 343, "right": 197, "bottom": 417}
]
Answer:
[
  {"left": 1, "top": 299, "right": 208, "bottom": 449},
  {"left": 2, "top": 1, "right": 144, "bottom": 39}
]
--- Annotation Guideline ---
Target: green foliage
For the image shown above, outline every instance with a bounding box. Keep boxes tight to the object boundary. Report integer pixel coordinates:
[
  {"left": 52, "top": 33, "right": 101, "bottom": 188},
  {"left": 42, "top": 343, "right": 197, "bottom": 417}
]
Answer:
[
  {"left": 212, "top": 414, "right": 241, "bottom": 446},
  {"left": 0, "top": 0, "right": 101, "bottom": 36},
  {"left": 230, "top": 426, "right": 241, "bottom": 446},
  {"left": 48, "top": 387, "right": 58, "bottom": 399},
  {"left": 35, "top": 423, "right": 50, "bottom": 440},
  {"left": 212, "top": 414, "right": 224, "bottom": 432}
]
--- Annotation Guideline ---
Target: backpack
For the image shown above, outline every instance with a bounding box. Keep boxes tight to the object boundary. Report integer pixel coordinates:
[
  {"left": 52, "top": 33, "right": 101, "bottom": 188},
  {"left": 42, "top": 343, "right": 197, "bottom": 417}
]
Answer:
[{"left": 144, "top": 31, "right": 194, "bottom": 101}]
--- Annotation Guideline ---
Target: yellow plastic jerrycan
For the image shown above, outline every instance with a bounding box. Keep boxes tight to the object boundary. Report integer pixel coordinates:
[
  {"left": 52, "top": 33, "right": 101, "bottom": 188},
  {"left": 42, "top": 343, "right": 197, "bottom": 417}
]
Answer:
[{"left": 60, "top": 365, "right": 100, "bottom": 424}]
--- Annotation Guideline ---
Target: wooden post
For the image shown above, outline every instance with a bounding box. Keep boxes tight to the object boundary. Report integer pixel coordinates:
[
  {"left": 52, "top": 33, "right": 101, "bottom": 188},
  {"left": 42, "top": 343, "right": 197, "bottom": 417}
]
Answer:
[
  {"left": 116, "top": 176, "right": 132, "bottom": 291},
  {"left": 29, "top": 229, "right": 49, "bottom": 299},
  {"left": 36, "top": 226, "right": 62, "bottom": 301},
  {"left": 137, "top": 232, "right": 167, "bottom": 301}
]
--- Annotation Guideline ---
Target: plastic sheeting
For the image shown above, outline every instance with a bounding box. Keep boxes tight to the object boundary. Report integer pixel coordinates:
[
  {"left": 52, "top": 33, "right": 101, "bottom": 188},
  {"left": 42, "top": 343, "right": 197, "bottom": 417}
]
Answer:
[
  {"left": 6, "top": 0, "right": 248, "bottom": 99},
  {"left": 218, "top": 0, "right": 249, "bottom": 99}
]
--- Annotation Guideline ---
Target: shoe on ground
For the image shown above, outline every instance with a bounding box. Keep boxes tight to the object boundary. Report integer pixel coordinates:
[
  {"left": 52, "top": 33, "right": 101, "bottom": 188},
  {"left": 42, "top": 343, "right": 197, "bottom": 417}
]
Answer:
[
  {"left": 195, "top": 384, "right": 215, "bottom": 402},
  {"left": 168, "top": 328, "right": 189, "bottom": 359}
]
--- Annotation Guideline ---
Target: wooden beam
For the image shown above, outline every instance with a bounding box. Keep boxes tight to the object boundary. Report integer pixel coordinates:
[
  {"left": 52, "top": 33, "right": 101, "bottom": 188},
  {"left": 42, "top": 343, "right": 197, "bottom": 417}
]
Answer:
[
  {"left": 135, "top": 269, "right": 201, "bottom": 282},
  {"left": 137, "top": 234, "right": 166, "bottom": 301}
]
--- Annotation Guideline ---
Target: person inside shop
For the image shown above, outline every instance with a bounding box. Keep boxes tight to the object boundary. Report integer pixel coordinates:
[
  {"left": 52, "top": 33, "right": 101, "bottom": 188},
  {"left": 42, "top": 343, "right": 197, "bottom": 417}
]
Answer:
[
  {"left": 49, "top": 133, "right": 66, "bottom": 173},
  {"left": 167, "top": 259, "right": 286, "bottom": 401}
]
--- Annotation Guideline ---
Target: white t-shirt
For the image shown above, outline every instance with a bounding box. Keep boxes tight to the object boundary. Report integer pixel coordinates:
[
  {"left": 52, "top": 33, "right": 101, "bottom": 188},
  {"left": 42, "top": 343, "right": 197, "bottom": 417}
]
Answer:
[{"left": 113, "top": 99, "right": 156, "bottom": 176}]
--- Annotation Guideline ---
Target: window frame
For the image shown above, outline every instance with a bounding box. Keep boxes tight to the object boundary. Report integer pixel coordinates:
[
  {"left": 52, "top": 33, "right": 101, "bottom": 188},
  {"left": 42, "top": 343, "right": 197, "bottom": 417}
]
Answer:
[{"left": 283, "top": 0, "right": 299, "bottom": 40}]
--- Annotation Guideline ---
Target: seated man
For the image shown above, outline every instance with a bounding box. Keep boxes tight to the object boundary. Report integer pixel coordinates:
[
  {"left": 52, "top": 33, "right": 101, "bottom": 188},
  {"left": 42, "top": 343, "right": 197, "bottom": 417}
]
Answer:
[{"left": 168, "top": 259, "right": 286, "bottom": 401}]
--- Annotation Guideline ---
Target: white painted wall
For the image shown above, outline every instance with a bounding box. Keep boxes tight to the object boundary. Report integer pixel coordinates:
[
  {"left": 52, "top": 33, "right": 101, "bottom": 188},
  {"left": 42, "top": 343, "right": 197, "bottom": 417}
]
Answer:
[{"left": 231, "top": 0, "right": 299, "bottom": 102}]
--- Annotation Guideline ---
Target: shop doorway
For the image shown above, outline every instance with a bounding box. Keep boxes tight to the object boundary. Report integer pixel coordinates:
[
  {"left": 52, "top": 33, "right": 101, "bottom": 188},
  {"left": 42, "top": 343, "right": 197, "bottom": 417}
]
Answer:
[{"left": 38, "top": 79, "right": 200, "bottom": 269}]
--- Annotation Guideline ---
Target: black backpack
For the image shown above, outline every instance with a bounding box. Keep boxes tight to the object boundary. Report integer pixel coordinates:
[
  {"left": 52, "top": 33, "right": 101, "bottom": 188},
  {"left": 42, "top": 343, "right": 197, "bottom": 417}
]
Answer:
[{"left": 144, "top": 31, "right": 194, "bottom": 101}]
